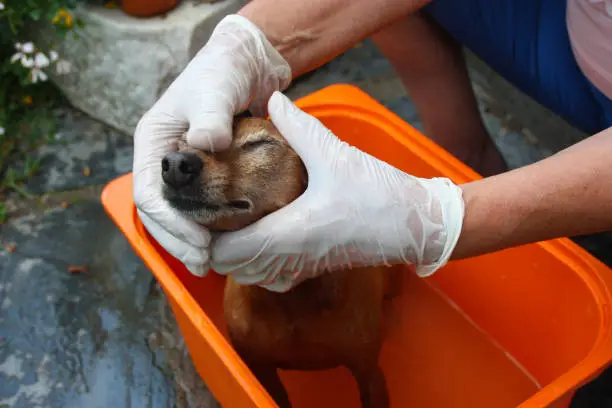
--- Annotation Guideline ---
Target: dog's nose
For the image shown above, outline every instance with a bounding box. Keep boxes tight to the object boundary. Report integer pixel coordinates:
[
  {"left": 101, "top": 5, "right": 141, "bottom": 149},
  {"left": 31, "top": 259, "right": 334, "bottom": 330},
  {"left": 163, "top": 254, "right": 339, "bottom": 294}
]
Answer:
[{"left": 161, "top": 152, "right": 203, "bottom": 188}]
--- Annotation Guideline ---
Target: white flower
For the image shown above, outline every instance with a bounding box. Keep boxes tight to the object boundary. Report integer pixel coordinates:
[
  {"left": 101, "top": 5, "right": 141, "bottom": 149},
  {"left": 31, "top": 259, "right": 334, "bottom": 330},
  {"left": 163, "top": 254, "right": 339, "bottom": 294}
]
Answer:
[
  {"left": 11, "top": 44, "right": 25, "bottom": 64},
  {"left": 11, "top": 42, "right": 38, "bottom": 67},
  {"left": 21, "top": 57, "right": 34, "bottom": 68},
  {"left": 10, "top": 52, "right": 23, "bottom": 64},
  {"left": 22, "top": 42, "right": 34, "bottom": 53},
  {"left": 0, "top": 127, "right": 5, "bottom": 136},
  {"left": 0, "top": 2, "right": 5, "bottom": 11},
  {"left": 30, "top": 68, "right": 48, "bottom": 83},
  {"left": 55, "top": 60, "right": 71, "bottom": 75},
  {"left": 9, "top": 43, "right": 62, "bottom": 82},
  {"left": 10, "top": 52, "right": 31, "bottom": 67},
  {"left": 34, "top": 52, "right": 50, "bottom": 68},
  {"left": 25, "top": 52, "right": 51, "bottom": 82}
]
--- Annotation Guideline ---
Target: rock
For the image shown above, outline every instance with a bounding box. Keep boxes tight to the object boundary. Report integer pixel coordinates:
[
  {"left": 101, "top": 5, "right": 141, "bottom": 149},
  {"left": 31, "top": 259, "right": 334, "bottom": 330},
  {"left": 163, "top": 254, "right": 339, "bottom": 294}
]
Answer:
[
  {"left": 37, "top": 0, "right": 247, "bottom": 136},
  {"left": 0, "top": 197, "right": 226, "bottom": 407},
  {"left": 0, "top": 201, "right": 175, "bottom": 407},
  {"left": 24, "top": 107, "right": 133, "bottom": 195}
]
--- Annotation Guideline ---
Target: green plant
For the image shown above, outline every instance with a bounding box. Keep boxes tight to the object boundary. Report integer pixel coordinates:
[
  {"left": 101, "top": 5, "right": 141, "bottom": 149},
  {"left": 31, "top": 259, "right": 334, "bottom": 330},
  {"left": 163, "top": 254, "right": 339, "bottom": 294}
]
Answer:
[{"left": 0, "top": 0, "right": 83, "bottom": 202}]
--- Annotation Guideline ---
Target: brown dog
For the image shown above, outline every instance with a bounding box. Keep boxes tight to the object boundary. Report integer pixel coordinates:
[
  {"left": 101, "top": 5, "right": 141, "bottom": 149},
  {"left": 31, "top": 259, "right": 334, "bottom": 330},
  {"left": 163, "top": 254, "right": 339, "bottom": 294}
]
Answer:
[{"left": 161, "top": 115, "right": 400, "bottom": 408}]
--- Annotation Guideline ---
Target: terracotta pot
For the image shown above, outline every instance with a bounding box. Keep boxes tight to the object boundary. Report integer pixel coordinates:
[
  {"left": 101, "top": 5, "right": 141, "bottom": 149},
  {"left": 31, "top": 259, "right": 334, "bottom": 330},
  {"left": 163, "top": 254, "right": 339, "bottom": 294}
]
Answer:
[{"left": 120, "top": 0, "right": 180, "bottom": 18}]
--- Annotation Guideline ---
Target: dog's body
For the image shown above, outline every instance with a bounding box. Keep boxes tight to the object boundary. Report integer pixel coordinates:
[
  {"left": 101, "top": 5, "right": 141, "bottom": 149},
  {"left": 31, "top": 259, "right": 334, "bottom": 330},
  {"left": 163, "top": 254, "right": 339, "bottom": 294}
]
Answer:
[{"left": 161, "top": 116, "right": 399, "bottom": 408}]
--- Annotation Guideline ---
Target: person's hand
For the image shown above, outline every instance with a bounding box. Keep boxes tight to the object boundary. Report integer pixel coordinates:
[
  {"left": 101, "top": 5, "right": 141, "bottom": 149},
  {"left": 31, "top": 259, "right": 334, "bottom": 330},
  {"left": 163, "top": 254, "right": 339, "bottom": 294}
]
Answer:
[
  {"left": 132, "top": 15, "right": 291, "bottom": 277},
  {"left": 211, "top": 91, "right": 466, "bottom": 292}
]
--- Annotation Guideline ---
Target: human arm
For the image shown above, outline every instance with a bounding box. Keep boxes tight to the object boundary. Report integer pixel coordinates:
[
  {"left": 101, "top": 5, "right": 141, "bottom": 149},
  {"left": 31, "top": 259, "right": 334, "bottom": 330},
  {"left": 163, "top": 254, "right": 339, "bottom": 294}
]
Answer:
[
  {"left": 452, "top": 126, "right": 612, "bottom": 260},
  {"left": 211, "top": 94, "right": 612, "bottom": 292},
  {"left": 238, "top": 0, "right": 432, "bottom": 78}
]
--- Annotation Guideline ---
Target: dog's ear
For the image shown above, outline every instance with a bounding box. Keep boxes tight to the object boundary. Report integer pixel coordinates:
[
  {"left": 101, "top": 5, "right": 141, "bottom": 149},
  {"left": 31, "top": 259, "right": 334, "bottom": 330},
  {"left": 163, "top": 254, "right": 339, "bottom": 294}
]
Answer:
[
  {"left": 232, "top": 111, "right": 253, "bottom": 134},
  {"left": 232, "top": 110, "right": 253, "bottom": 136},
  {"left": 235, "top": 110, "right": 253, "bottom": 120}
]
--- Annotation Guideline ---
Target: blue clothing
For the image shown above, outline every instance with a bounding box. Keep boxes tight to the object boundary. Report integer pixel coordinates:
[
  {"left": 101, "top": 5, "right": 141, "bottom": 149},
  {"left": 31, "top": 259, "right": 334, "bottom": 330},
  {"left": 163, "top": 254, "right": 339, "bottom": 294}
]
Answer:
[{"left": 423, "top": 0, "right": 612, "bottom": 134}]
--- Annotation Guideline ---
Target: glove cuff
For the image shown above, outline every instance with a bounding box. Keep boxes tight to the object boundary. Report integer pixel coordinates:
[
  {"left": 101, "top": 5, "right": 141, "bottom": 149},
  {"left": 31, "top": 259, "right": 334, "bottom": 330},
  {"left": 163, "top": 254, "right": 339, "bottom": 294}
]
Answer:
[{"left": 414, "top": 178, "right": 465, "bottom": 277}]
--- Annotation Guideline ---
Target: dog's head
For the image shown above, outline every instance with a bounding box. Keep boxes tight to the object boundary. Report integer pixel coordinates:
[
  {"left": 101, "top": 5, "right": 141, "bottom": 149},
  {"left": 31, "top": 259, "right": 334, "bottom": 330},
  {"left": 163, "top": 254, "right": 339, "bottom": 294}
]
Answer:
[{"left": 161, "top": 117, "right": 307, "bottom": 232}]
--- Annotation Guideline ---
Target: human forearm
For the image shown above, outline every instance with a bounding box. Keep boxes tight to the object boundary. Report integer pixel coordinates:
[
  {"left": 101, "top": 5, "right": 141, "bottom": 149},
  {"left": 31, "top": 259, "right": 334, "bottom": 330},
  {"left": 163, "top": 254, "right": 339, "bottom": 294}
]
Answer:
[
  {"left": 451, "top": 127, "right": 612, "bottom": 260},
  {"left": 238, "top": 0, "right": 431, "bottom": 78}
]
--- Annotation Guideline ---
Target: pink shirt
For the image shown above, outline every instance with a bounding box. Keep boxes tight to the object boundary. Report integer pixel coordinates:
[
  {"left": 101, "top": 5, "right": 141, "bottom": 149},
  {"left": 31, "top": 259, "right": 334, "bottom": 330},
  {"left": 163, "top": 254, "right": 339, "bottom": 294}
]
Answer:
[{"left": 567, "top": 0, "right": 612, "bottom": 100}]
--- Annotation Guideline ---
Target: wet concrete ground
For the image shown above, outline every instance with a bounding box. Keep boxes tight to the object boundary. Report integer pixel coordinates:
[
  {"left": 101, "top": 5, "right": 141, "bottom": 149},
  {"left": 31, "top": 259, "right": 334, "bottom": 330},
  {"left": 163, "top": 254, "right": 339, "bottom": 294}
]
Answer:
[
  {"left": 2, "top": 39, "right": 612, "bottom": 407},
  {"left": 1, "top": 202, "right": 174, "bottom": 408}
]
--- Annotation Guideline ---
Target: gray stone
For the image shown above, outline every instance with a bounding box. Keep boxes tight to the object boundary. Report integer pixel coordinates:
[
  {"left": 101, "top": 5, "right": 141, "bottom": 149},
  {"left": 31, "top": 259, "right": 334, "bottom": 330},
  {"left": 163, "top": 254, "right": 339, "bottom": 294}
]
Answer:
[
  {"left": 23, "top": 108, "right": 133, "bottom": 195},
  {"left": 37, "top": 0, "right": 247, "bottom": 136},
  {"left": 0, "top": 200, "right": 175, "bottom": 408},
  {"left": 1, "top": 194, "right": 223, "bottom": 408}
]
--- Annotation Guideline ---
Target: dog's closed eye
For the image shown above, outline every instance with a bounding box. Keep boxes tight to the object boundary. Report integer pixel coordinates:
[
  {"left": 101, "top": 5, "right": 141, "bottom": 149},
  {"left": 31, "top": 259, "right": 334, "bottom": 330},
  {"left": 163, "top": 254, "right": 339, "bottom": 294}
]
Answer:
[{"left": 242, "top": 139, "right": 277, "bottom": 150}]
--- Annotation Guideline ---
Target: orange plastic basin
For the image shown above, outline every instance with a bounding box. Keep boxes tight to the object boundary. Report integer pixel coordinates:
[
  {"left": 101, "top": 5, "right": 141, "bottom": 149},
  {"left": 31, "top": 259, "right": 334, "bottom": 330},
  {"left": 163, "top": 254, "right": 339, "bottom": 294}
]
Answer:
[{"left": 102, "top": 84, "right": 612, "bottom": 408}]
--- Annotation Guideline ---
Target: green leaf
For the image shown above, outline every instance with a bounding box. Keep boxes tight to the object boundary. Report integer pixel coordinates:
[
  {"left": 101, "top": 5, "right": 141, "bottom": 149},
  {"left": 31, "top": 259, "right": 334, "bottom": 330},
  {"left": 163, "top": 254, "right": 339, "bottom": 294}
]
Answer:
[
  {"left": 29, "top": 9, "right": 42, "bottom": 21},
  {"left": 0, "top": 203, "right": 6, "bottom": 224}
]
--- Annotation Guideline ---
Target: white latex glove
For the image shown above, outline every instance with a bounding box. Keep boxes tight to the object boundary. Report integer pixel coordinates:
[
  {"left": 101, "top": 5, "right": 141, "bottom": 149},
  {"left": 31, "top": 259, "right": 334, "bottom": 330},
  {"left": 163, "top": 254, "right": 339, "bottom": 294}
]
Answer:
[
  {"left": 211, "top": 91, "right": 466, "bottom": 292},
  {"left": 132, "top": 15, "right": 291, "bottom": 277}
]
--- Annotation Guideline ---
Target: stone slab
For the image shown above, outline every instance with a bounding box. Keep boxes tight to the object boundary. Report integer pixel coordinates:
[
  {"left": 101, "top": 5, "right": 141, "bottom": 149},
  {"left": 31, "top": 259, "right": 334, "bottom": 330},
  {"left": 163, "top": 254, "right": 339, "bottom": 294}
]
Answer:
[
  {"left": 0, "top": 201, "right": 173, "bottom": 408},
  {"left": 0, "top": 198, "right": 220, "bottom": 408},
  {"left": 23, "top": 108, "right": 133, "bottom": 195},
  {"left": 37, "top": 0, "right": 247, "bottom": 136}
]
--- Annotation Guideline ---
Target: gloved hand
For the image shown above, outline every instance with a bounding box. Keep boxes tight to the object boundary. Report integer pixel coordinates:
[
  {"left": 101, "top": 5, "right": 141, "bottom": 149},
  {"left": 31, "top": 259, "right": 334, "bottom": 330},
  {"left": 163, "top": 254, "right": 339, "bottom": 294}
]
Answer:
[
  {"left": 211, "top": 91, "right": 466, "bottom": 292},
  {"left": 132, "top": 15, "right": 291, "bottom": 277}
]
